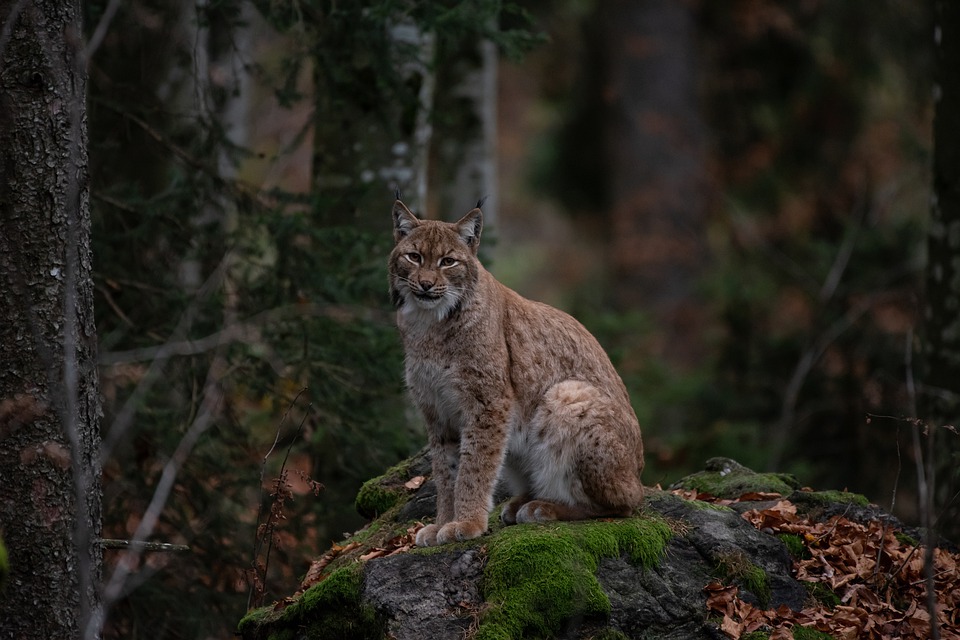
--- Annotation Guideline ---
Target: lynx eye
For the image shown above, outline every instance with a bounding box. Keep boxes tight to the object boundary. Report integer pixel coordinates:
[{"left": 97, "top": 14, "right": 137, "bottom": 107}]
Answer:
[
  {"left": 404, "top": 252, "right": 423, "bottom": 265},
  {"left": 438, "top": 256, "right": 458, "bottom": 268}
]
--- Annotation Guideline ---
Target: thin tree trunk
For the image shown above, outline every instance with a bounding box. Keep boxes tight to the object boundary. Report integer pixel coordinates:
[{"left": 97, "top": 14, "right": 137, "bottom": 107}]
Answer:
[
  {"left": 309, "top": 10, "right": 434, "bottom": 222},
  {"left": 0, "top": 1, "right": 103, "bottom": 638},
  {"left": 432, "top": 37, "right": 498, "bottom": 223},
  {"left": 926, "top": 2, "right": 960, "bottom": 424},
  {"left": 600, "top": 0, "right": 709, "bottom": 368},
  {"left": 923, "top": 0, "right": 960, "bottom": 543}
]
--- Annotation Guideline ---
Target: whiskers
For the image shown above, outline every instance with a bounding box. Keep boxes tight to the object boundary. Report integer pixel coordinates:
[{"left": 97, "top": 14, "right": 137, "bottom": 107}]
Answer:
[{"left": 392, "top": 275, "right": 464, "bottom": 322}]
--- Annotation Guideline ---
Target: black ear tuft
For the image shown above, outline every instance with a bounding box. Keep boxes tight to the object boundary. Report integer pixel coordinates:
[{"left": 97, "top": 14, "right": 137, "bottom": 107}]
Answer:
[
  {"left": 476, "top": 196, "right": 488, "bottom": 209},
  {"left": 455, "top": 208, "right": 483, "bottom": 253},
  {"left": 395, "top": 186, "right": 402, "bottom": 201}
]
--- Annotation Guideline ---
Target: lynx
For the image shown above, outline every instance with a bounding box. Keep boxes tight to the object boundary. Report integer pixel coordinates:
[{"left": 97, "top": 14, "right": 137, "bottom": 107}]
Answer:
[{"left": 389, "top": 199, "right": 644, "bottom": 547}]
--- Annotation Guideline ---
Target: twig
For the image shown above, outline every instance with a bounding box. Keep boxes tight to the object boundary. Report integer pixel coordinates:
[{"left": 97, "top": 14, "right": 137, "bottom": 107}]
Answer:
[
  {"left": 818, "top": 191, "right": 868, "bottom": 304},
  {"left": 98, "top": 303, "right": 390, "bottom": 366},
  {"left": 769, "top": 293, "right": 887, "bottom": 468},
  {"left": 94, "top": 283, "right": 135, "bottom": 328},
  {"left": 99, "top": 539, "right": 190, "bottom": 553},
  {"left": 814, "top": 503, "right": 853, "bottom": 544},
  {"left": 247, "top": 389, "right": 310, "bottom": 610},
  {"left": 98, "top": 251, "right": 232, "bottom": 464},
  {"left": 92, "top": 355, "right": 226, "bottom": 639},
  {"left": 95, "top": 101, "right": 270, "bottom": 209},
  {"left": 83, "top": 0, "right": 121, "bottom": 61}
]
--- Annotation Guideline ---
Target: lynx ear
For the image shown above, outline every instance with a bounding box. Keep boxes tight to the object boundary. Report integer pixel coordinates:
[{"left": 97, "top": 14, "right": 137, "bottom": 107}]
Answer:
[
  {"left": 455, "top": 208, "right": 483, "bottom": 253},
  {"left": 393, "top": 200, "right": 420, "bottom": 242}
]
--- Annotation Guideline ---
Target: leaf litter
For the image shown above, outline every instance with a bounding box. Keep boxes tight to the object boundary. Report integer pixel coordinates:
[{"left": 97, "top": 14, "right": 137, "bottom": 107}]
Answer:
[{"left": 672, "top": 488, "right": 960, "bottom": 639}]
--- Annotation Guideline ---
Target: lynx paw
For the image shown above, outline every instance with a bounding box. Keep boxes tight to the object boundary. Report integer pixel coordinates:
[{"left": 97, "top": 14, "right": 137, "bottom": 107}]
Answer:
[
  {"left": 435, "top": 520, "right": 487, "bottom": 545},
  {"left": 415, "top": 520, "right": 487, "bottom": 546},
  {"left": 515, "top": 500, "right": 561, "bottom": 523},
  {"left": 414, "top": 523, "right": 441, "bottom": 547},
  {"left": 500, "top": 496, "right": 529, "bottom": 525}
]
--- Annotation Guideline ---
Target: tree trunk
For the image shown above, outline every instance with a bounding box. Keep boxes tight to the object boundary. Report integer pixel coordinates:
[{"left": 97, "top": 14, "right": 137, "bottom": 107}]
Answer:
[
  {"left": 432, "top": 37, "right": 498, "bottom": 224},
  {"left": 599, "top": 0, "right": 709, "bottom": 369},
  {"left": 0, "top": 1, "right": 103, "bottom": 638},
  {"left": 309, "top": 9, "right": 435, "bottom": 223},
  {"left": 924, "top": 0, "right": 960, "bottom": 533}
]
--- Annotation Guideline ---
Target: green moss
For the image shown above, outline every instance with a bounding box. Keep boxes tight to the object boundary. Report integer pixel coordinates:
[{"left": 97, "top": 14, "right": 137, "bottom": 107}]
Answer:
[
  {"left": 804, "top": 581, "right": 841, "bottom": 609},
  {"left": 354, "top": 457, "right": 416, "bottom": 518},
  {"left": 741, "top": 632, "right": 769, "bottom": 640},
  {"left": 673, "top": 459, "right": 800, "bottom": 499},
  {"left": 239, "top": 565, "right": 384, "bottom": 640},
  {"left": 778, "top": 533, "right": 811, "bottom": 560},
  {"left": 792, "top": 625, "right": 835, "bottom": 640},
  {"left": 798, "top": 490, "right": 869, "bottom": 507},
  {"left": 349, "top": 521, "right": 382, "bottom": 545},
  {"left": 713, "top": 551, "right": 770, "bottom": 608},
  {"left": 475, "top": 515, "right": 672, "bottom": 640},
  {"left": 355, "top": 476, "right": 404, "bottom": 518},
  {"left": 740, "top": 564, "right": 771, "bottom": 609},
  {"left": 237, "top": 605, "right": 277, "bottom": 636},
  {"left": 894, "top": 531, "right": 919, "bottom": 547},
  {"left": 686, "top": 499, "right": 736, "bottom": 512}
]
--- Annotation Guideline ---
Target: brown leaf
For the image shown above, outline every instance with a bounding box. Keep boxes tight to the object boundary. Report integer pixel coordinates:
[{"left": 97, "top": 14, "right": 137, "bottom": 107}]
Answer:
[
  {"left": 359, "top": 548, "right": 385, "bottom": 561},
  {"left": 404, "top": 475, "right": 426, "bottom": 490},
  {"left": 738, "top": 491, "right": 783, "bottom": 501}
]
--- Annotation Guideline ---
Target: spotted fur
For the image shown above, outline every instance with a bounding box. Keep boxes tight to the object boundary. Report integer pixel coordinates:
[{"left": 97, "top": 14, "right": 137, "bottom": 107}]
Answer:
[{"left": 389, "top": 200, "right": 645, "bottom": 547}]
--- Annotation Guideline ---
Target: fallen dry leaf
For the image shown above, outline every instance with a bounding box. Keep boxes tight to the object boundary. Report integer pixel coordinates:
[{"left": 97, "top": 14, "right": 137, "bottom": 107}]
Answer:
[
  {"left": 698, "top": 491, "right": 960, "bottom": 640},
  {"left": 404, "top": 475, "right": 426, "bottom": 490}
]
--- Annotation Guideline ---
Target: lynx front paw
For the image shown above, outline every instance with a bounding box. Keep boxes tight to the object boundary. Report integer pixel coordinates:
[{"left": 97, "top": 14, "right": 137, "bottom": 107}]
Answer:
[
  {"left": 435, "top": 519, "right": 487, "bottom": 545},
  {"left": 415, "top": 523, "right": 441, "bottom": 547}
]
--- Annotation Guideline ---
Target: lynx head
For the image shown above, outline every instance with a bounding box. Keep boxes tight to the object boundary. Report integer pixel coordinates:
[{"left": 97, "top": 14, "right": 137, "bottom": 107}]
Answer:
[{"left": 389, "top": 199, "right": 483, "bottom": 321}]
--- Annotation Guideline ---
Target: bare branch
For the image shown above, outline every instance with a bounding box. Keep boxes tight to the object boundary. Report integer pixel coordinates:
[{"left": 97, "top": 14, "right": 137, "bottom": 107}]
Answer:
[
  {"left": 83, "top": 0, "right": 122, "bottom": 61},
  {"left": 100, "top": 539, "right": 190, "bottom": 553},
  {"left": 91, "top": 361, "right": 225, "bottom": 638},
  {"left": 98, "top": 303, "right": 390, "bottom": 366},
  {"left": 98, "top": 251, "right": 231, "bottom": 463}
]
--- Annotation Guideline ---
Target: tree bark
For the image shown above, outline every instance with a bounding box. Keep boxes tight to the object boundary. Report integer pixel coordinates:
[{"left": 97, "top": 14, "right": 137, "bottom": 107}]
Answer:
[
  {"left": 924, "top": 0, "right": 960, "bottom": 538},
  {"left": 432, "top": 37, "right": 498, "bottom": 224},
  {"left": 926, "top": 3, "right": 960, "bottom": 424},
  {"left": 599, "top": 0, "right": 709, "bottom": 368},
  {"left": 0, "top": 1, "right": 103, "bottom": 638}
]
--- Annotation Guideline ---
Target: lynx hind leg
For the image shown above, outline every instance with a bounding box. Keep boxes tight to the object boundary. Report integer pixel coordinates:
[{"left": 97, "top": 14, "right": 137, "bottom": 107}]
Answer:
[
  {"left": 535, "top": 380, "right": 644, "bottom": 520},
  {"left": 578, "top": 432, "right": 645, "bottom": 517},
  {"left": 500, "top": 494, "right": 528, "bottom": 525},
  {"left": 515, "top": 499, "right": 599, "bottom": 523}
]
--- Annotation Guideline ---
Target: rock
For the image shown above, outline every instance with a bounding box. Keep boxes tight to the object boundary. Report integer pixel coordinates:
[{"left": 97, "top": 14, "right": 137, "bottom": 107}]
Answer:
[
  {"left": 362, "top": 549, "right": 484, "bottom": 640},
  {"left": 237, "top": 452, "right": 949, "bottom": 640}
]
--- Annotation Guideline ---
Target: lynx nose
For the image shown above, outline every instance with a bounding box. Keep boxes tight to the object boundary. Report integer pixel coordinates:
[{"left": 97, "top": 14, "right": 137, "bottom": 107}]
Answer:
[{"left": 419, "top": 279, "right": 435, "bottom": 291}]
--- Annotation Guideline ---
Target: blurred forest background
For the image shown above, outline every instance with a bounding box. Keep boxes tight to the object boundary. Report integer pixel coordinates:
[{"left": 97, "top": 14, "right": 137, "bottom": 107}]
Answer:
[{"left": 61, "top": 0, "right": 953, "bottom": 637}]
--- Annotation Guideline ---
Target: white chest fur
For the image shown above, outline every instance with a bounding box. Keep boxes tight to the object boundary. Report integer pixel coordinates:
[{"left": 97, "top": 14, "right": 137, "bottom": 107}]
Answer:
[{"left": 405, "top": 356, "right": 464, "bottom": 428}]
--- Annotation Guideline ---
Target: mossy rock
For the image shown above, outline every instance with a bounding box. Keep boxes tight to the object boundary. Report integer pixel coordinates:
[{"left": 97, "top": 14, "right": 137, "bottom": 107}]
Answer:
[
  {"left": 788, "top": 489, "right": 869, "bottom": 509},
  {"left": 354, "top": 451, "right": 427, "bottom": 519},
  {"left": 671, "top": 457, "right": 801, "bottom": 499},
  {"left": 238, "top": 564, "right": 384, "bottom": 640},
  {"left": 476, "top": 516, "right": 672, "bottom": 640},
  {"left": 778, "top": 533, "right": 811, "bottom": 560},
  {"left": 712, "top": 550, "right": 771, "bottom": 609},
  {"left": 238, "top": 455, "right": 937, "bottom": 640},
  {"left": 239, "top": 510, "right": 675, "bottom": 640}
]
